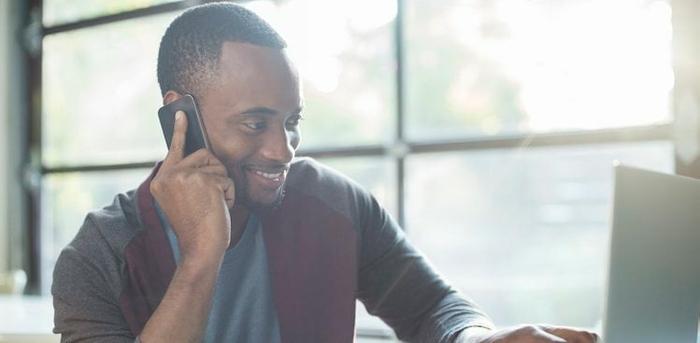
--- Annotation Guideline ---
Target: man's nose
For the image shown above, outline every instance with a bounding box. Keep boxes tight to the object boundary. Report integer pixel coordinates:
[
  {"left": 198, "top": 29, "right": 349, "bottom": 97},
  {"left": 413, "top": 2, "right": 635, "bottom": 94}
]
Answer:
[{"left": 260, "top": 126, "right": 295, "bottom": 163}]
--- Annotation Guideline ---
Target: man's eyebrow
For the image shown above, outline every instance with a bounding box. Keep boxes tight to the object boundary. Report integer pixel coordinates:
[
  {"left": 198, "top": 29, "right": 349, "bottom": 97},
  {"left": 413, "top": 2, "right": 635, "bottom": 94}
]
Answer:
[
  {"left": 240, "top": 107, "right": 278, "bottom": 116},
  {"left": 239, "top": 106, "right": 304, "bottom": 116}
]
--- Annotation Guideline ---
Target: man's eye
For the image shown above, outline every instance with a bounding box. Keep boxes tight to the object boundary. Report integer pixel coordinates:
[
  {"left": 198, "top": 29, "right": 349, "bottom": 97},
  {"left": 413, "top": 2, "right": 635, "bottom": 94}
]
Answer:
[
  {"left": 287, "top": 114, "right": 304, "bottom": 127},
  {"left": 244, "top": 121, "right": 266, "bottom": 130}
]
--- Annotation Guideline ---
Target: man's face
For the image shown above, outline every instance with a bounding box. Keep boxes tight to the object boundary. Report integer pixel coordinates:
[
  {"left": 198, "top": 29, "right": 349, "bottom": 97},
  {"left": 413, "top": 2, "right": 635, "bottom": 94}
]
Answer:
[{"left": 194, "top": 42, "right": 302, "bottom": 210}]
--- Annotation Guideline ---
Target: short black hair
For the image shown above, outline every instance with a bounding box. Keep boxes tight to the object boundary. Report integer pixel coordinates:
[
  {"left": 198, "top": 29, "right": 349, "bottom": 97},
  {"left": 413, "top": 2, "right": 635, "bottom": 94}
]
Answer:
[{"left": 157, "top": 2, "right": 287, "bottom": 97}]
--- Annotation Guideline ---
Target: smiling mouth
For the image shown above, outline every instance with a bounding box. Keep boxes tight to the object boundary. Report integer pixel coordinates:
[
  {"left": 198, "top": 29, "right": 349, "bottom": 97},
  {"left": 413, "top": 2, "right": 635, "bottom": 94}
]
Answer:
[
  {"left": 251, "top": 169, "right": 283, "bottom": 181},
  {"left": 244, "top": 166, "right": 288, "bottom": 189}
]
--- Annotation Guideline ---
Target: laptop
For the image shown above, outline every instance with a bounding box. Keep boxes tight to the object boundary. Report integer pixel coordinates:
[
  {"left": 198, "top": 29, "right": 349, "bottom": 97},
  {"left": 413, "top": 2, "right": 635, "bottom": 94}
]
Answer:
[{"left": 602, "top": 164, "right": 700, "bottom": 343}]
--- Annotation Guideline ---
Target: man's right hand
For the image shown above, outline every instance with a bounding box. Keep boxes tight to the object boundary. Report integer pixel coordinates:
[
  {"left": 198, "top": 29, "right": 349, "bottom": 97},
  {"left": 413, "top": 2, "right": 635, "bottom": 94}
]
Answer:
[
  {"left": 139, "top": 109, "right": 235, "bottom": 342},
  {"left": 150, "top": 110, "right": 235, "bottom": 264}
]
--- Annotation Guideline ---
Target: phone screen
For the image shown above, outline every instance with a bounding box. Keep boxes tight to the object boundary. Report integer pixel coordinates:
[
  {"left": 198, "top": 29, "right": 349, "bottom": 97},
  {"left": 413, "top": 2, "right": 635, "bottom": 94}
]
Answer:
[{"left": 157, "top": 94, "right": 210, "bottom": 156}]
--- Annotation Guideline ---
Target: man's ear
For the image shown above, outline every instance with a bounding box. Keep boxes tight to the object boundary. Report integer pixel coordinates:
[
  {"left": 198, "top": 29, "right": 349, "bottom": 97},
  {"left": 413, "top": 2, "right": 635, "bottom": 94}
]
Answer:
[{"left": 162, "top": 90, "right": 183, "bottom": 106}]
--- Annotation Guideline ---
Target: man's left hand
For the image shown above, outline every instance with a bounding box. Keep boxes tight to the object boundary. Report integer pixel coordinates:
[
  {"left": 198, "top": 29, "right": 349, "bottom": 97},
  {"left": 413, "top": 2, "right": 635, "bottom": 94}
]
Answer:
[{"left": 458, "top": 324, "right": 599, "bottom": 343}]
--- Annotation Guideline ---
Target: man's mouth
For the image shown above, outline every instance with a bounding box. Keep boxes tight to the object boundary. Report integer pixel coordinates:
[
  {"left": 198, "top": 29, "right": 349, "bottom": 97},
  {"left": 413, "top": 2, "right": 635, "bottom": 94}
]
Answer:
[
  {"left": 244, "top": 166, "right": 288, "bottom": 190},
  {"left": 252, "top": 169, "right": 283, "bottom": 181}
]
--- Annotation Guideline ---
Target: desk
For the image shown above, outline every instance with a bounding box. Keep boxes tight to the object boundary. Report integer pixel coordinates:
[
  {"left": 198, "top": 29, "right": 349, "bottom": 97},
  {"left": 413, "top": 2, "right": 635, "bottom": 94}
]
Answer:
[
  {"left": 0, "top": 295, "right": 57, "bottom": 343},
  {"left": 0, "top": 296, "right": 393, "bottom": 343}
]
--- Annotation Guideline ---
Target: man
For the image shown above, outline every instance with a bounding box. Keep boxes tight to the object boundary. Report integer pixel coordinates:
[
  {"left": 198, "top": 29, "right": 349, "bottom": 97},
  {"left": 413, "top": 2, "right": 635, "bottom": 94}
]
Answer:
[{"left": 52, "top": 3, "right": 598, "bottom": 342}]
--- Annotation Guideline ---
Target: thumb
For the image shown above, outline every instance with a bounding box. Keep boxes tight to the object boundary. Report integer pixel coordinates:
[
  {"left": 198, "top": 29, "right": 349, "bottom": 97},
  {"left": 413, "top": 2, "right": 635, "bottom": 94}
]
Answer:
[{"left": 165, "top": 110, "right": 188, "bottom": 165}]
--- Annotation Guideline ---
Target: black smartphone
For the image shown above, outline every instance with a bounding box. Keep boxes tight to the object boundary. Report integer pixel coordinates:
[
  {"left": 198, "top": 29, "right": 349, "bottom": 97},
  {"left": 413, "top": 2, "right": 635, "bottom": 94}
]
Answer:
[{"left": 158, "top": 94, "right": 210, "bottom": 156}]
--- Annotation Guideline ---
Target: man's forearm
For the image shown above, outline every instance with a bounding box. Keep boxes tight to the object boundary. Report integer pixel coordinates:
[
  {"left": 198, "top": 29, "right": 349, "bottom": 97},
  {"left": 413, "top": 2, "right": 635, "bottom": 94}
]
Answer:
[{"left": 138, "top": 255, "right": 223, "bottom": 343}]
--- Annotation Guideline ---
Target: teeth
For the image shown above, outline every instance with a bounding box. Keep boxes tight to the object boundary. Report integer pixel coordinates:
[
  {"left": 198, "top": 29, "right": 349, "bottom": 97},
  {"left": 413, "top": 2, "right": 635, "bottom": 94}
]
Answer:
[{"left": 253, "top": 169, "right": 283, "bottom": 180}]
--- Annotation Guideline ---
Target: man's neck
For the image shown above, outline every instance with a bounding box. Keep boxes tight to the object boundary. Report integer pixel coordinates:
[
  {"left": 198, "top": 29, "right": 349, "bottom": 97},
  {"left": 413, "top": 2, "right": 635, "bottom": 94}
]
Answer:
[{"left": 230, "top": 205, "right": 250, "bottom": 248}]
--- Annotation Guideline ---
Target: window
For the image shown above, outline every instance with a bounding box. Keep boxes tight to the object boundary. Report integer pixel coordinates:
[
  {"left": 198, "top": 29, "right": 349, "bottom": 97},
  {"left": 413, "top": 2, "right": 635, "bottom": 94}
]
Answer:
[
  {"left": 404, "top": 0, "right": 672, "bottom": 139},
  {"left": 42, "top": 13, "right": 174, "bottom": 166},
  {"left": 30, "top": 0, "right": 687, "bottom": 338},
  {"left": 405, "top": 141, "right": 673, "bottom": 326}
]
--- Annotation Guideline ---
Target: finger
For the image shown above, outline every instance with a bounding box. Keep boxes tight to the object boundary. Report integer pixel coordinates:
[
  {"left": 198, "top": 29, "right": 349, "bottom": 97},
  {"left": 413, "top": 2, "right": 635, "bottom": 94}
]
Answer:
[
  {"left": 223, "top": 180, "right": 235, "bottom": 208},
  {"left": 180, "top": 149, "right": 225, "bottom": 169},
  {"left": 542, "top": 326, "right": 599, "bottom": 343},
  {"left": 209, "top": 175, "right": 236, "bottom": 208},
  {"left": 198, "top": 164, "right": 229, "bottom": 177},
  {"left": 208, "top": 175, "right": 235, "bottom": 196},
  {"left": 165, "top": 110, "right": 188, "bottom": 165},
  {"left": 536, "top": 330, "right": 567, "bottom": 343}
]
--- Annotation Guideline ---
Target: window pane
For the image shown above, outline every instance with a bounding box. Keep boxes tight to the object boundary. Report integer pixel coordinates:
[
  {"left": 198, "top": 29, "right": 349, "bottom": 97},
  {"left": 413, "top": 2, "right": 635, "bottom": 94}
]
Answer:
[
  {"left": 405, "top": 0, "right": 673, "bottom": 140},
  {"left": 405, "top": 141, "right": 673, "bottom": 327},
  {"left": 315, "top": 157, "right": 397, "bottom": 219},
  {"left": 246, "top": 0, "right": 396, "bottom": 149},
  {"left": 43, "top": 0, "right": 177, "bottom": 27},
  {"left": 43, "top": 13, "right": 178, "bottom": 167},
  {"left": 41, "top": 169, "right": 151, "bottom": 293}
]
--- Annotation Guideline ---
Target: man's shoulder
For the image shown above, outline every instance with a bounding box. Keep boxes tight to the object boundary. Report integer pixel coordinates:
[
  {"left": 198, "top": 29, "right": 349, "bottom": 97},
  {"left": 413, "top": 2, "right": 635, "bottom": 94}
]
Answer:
[
  {"left": 52, "top": 189, "right": 144, "bottom": 300},
  {"left": 288, "top": 157, "right": 334, "bottom": 180},
  {"left": 66, "top": 189, "right": 144, "bottom": 263},
  {"left": 288, "top": 157, "right": 366, "bottom": 197},
  {"left": 286, "top": 157, "right": 374, "bottom": 222}
]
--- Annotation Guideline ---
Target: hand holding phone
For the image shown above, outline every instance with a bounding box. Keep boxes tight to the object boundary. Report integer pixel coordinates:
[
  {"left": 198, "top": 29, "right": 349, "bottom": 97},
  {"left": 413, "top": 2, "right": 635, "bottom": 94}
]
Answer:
[{"left": 151, "top": 95, "right": 235, "bottom": 262}]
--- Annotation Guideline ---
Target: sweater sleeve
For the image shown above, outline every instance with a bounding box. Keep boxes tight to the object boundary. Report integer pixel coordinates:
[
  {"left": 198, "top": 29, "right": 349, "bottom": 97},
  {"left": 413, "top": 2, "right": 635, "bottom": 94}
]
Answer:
[
  {"left": 52, "top": 217, "right": 135, "bottom": 343},
  {"left": 356, "top": 192, "right": 495, "bottom": 342}
]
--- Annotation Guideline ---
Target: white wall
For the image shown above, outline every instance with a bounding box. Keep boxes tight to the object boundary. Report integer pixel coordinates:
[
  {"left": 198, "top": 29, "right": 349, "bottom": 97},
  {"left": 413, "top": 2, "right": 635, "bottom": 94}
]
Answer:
[{"left": 0, "top": 0, "right": 10, "bottom": 273}]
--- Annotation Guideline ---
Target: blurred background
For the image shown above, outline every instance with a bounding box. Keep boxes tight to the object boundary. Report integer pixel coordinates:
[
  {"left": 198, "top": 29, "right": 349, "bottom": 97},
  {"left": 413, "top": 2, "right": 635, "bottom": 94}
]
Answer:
[{"left": 1, "top": 0, "right": 699, "bottom": 342}]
